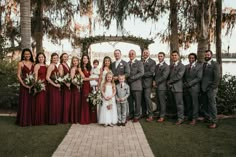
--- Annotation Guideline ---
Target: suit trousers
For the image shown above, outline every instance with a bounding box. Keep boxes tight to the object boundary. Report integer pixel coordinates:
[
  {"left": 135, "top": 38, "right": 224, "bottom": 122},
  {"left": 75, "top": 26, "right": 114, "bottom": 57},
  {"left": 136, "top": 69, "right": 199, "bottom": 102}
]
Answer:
[
  {"left": 169, "top": 91, "right": 184, "bottom": 120},
  {"left": 156, "top": 90, "right": 167, "bottom": 118},
  {"left": 117, "top": 102, "right": 127, "bottom": 123},
  {"left": 128, "top": 90, "right": 142, "bottom": 119},
  {"left": 142, "top": 88, "right": 153, "bottom": 117},
  {"left": 201, "top": 88, "right": 218, "bottom": 123},
  {"left": 184, "top": 90, "right": 199, "bottom": 120}
]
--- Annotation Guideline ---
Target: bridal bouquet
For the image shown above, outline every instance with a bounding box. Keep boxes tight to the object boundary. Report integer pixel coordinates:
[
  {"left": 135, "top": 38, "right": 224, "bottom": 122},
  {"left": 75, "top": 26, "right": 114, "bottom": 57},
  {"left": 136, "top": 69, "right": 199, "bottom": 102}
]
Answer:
[
  {"left": 87, "top": 90, "right": 102, "bottom": 112},
  {"left": 72, "top": 74, "right": 83, "bottom": 91},
  {"left": 24, "top": 72, "right": 35, "bottom": 86},
  {"left": 33, "top": 79, "right": 46, "bottom": 95}
]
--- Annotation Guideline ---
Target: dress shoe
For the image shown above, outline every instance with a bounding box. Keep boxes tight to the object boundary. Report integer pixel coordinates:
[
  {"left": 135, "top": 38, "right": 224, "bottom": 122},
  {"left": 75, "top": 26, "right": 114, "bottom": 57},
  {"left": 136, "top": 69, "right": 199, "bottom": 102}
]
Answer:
[
  {"left": 121, "top": 123, "right": 126, "bottom": 126},
  {"left": 133, "top": 118, "right": 139, "bottom": 123},
  {"left": 117, "top": 123, "right": 121, "bottom": 126},
  {"left": 146, "top": 117, "right": 153, "bottom": 122},
  {"left": 189, "top": 120, "right": 196, "bottom": 125},
  {"left": 108, "top": 124, "right": 114, "bottom": 127},
  {"left": 175, "top": 120, "right": 184, "bottom": 125},
  {"left": 157, "top": 118, "right": 165, "bottom": 123},
  {"left": 208, "top": 123, "right": 217, "bottom": 129}
]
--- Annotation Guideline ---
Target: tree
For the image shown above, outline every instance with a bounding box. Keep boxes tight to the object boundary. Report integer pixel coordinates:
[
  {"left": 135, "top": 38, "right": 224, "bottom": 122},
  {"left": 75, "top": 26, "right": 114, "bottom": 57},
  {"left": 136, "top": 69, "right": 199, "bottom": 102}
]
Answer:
[
  {"left": 20, "top": 0, "right": 31, "bottom": 49},
  {"left": 216, "top": 0, "right": 222, "bottom": 77}
]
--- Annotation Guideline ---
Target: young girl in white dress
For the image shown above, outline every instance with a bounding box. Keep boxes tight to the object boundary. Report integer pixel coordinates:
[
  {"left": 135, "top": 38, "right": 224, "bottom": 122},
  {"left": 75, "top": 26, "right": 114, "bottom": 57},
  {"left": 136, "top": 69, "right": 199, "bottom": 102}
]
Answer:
[{"left": 99, "top": 72, "right": 118, "bottom": 127}]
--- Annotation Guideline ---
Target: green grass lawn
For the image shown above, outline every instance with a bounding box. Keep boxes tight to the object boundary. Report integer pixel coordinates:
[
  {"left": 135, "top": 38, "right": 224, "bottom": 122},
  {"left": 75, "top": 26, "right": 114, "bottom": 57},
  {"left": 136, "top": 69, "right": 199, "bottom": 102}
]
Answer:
[
  {"left": 140, "top": 118, "right": 236, "bottom": 157},
  {"left": 0, "top": 116, "right": 71, "bottom": 157}
]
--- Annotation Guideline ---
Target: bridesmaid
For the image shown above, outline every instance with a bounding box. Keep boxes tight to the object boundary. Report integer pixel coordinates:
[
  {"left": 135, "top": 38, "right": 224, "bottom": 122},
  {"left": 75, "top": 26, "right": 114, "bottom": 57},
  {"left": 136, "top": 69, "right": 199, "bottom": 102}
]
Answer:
[
  {"left": 79, "top": 54, "right": 98, "bottom": 124},
  {"left": 16, "top": 48, "right": 34, "bottom": 126},
  {"left": 70, "top": 56, "right": 81, "bottom": 123},
  {"left": 58, "top": 53, "right": 71, "bottom": 124},
  {"left": 46, "top": 53, "right": 62, "bottom": 124},
  {"left": 33, "top": 52, "right": 47, "bottom": 125}
]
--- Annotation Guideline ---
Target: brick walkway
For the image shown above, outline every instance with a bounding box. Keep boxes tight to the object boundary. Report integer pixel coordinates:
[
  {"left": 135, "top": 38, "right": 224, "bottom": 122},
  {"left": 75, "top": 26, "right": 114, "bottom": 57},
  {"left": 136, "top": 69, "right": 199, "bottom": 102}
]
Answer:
[{"left": 52, "top": 122, "right": 154, "bottom": 157}]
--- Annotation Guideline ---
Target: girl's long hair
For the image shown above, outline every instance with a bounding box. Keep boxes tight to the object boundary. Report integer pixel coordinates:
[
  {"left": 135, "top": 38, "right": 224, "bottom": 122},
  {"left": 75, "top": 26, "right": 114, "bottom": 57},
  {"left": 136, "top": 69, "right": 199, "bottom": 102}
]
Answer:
[
  {"left": 20, "top": 48, "right": 34, "bottom": 62},
  {"left": 102, "top": 72, "right": 115, "bottom": 93},
  {"left": 35, "top": 52, "right": 46, "bottom": 64},
  {"left": 80, "top": 54, "right": 92, "bottom": 71},
  {"left": 102, "top": 56, "right": 112, "bottom": 71}
]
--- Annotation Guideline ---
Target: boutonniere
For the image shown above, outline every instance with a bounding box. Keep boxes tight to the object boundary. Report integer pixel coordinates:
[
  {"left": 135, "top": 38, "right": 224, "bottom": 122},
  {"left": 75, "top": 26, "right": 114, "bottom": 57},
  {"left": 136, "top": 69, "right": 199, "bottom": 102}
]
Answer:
[{"left": 119, "top": 63, "right": 123, "bottom": 66}]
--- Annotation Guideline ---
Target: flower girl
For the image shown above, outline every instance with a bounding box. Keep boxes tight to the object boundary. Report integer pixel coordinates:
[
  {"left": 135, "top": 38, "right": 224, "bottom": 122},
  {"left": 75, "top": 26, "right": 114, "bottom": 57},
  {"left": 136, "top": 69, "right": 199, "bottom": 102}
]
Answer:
[{"left": 99, "top": 72, "right": 118, "bottom": 127}]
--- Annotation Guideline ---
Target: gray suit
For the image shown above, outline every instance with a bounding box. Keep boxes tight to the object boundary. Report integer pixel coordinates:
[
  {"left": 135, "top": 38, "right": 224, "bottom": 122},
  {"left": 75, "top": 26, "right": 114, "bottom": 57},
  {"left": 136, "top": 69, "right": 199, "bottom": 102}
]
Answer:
[
  {"left": 167, "top": 61, "right": 185, "bottom": 121},
  {"left": 142, "top": 58, "right": 156, "bottom": 117},
  {"left": 128, "top": 59, "right": 144, "bottom": 119},
  {"left": 112, "top": 60, "right": 130, "bottom": 82},
  {"left": 116, "top": 83, "right": 130, "bottom": 123},
  {"left": 154, "top": 62, "right": 170, "bottom": 118},
  {"left": 201, "top": 60, "right": 220, "bottom": 123},
  {"left": 183, "top": 62, "right": 203, "bottom": 120}
]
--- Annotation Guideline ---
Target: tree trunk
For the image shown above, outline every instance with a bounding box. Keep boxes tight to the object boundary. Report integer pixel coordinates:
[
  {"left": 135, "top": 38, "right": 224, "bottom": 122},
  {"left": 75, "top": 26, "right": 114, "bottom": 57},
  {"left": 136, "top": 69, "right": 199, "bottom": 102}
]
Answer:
[
  {"left": 216, "top": 0, "right": 222, "bottom": 78},
  {"left": 196, "top": 0, "right": 213, "bottom": 62},
  {"left": 20, "top": 0, "right": 31, "bottom": 49},
  {"left": 34, "top": 0, "right": 44, "bottom": 53},
  {"left": 169, "top": 0, "right": 179, "bottom": 54}
]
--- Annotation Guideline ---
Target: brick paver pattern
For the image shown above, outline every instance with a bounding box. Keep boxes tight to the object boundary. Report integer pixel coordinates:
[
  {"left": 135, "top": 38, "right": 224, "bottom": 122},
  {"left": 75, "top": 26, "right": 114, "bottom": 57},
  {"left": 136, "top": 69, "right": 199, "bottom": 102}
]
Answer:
[{"left": 52, "top": 122, "right": 154, "bottom": 157}]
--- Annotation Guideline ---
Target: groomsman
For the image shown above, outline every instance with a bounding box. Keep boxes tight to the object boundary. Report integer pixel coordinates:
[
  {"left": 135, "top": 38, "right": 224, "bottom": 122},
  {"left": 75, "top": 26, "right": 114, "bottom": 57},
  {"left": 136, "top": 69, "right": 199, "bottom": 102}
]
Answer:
[
  {"left": 153, "top": 52, "right": 170, "bottom": 122},
  {"left": 183, "top": 53, "right": 203, "bottom": 125},
  {"left": 141, "top": 49, "right": 156, "bottom": 121},
  {"left": 167, "top": 50, "right": 185, "bottom": 125},
  {"left": 127, "top": 49, "right": 144, "bottom": 122},
  {"left": 112, "top": 49, "right": 130, "bottom": 83},
  {"left": 201, "top": 50, "right": 220, "bottom": 129}
]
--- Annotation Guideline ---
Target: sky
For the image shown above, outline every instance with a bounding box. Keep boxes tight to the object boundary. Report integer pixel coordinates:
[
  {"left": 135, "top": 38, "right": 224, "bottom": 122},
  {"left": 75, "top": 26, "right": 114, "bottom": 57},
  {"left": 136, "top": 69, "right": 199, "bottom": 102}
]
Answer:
[{"left": 43, "top": 0, "right": 236, "bottom": 56}]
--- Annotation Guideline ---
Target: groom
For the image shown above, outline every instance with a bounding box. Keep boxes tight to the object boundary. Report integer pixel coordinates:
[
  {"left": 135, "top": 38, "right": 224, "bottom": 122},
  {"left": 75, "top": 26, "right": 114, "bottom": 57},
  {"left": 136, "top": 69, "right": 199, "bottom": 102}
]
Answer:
[{"left": 112, "top": 49, "right": 130, "bottom": 84}]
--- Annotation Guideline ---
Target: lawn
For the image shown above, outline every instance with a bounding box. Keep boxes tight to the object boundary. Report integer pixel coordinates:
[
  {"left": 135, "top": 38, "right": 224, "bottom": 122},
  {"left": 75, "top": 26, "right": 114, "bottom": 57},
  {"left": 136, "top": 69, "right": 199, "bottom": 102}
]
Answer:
[
  {"left": 0, "top": 116, "right": 71, "bottom": 157},
  {"left": 140, "top": 118, "right": 236, "bottom": 157}
]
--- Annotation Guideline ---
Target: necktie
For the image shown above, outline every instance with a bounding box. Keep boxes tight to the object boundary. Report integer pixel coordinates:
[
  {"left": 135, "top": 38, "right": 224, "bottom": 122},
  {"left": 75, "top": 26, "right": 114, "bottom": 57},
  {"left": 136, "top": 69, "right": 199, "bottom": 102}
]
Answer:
[
  {"left": 157, "top": 64, "right": 160, "bottom": 69},
  {"left": 129, "top": 61, "right": 132, "bottom": 67},
  {"left": 188, "top": 63, "right": 192, "bottom": 72},
  {"left": 121, "top": 83, "right": 123, "bottom": 88},
  {"left": 170, "top": 64, "right": 174, "bottom": 71}
]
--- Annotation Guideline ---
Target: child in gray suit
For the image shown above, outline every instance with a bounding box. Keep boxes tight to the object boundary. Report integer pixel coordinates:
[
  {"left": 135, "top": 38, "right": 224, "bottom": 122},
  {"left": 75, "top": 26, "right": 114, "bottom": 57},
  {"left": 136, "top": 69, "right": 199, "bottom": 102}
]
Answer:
[{"left": 116, "top": 75, "right": 130, "bottom": 126}]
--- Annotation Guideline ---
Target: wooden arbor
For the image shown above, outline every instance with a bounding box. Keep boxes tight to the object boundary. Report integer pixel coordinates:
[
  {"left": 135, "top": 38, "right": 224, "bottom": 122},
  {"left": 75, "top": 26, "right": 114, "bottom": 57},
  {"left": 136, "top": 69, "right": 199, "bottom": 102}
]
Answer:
[{"left": 74, "top": 35, "right": 154, "bottom": 55}]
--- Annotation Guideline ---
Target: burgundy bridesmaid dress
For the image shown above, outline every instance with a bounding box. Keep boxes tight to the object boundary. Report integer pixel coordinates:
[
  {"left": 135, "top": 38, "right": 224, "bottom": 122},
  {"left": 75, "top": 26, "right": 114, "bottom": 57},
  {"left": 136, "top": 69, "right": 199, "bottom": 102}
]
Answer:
[
  {"left": 79, "top": 69, "right": 97, "bottom": 124},
  {"left": 61, "top": 64, "right": 71, "bottom": 124},
  {"left": 48, "top": 65, "right": 62, "bottom": 124},
  {"left": 16, "top": 64, "right": 34, "bottom": 126},
  {"left": 33, "top": 65, "right": 47, "bottom": 125},
  {"left": 70, "top": 70, "right": 81, "bottom": 123}
]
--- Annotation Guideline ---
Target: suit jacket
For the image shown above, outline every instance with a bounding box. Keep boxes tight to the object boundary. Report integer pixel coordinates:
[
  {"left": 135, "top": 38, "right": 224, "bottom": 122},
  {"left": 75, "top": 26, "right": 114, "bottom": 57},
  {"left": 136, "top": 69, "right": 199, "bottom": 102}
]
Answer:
[
  {"left": 116, "top": 82, "right": 130, "bottom": 103},
  {"left": 201, "top": 60, "right": 220, "bottom": 92},
  {"left": 128, "top": 59, "right": 144, "bottom": 91},
  {"left": 112, "top": 60, "right": 130, "bottom": 78},
  {"left": 184, "top": 62, "right": 203, "bottom": 92},
  {"left": 168, "top": 61, "right": 185, "bottom": 92},
  {"left": 142, "top": 58, "right": 156, "bottom": 88},
  {"left": 154, "top": 62, "right": 170, "bottom": 91}
]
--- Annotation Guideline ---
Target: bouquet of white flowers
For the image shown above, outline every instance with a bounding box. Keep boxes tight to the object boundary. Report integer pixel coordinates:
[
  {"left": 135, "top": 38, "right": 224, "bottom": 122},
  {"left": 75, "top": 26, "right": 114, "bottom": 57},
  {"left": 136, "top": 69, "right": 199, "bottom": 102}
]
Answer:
[
  {"left": 54, "top": 72, "right": 64, "bottom": 85},
  {"left": 72, "top": 74, "right": 83, "bottom": 91},
  {"left": 87, "top": 90, "right": 102, "bottom": 112},
  {"left": 63, "top": 73, "right": 71, "bottom": 90},
  {"left": 24, "top": 72, "right": 35, "bottom": 86},
  {"left": 33, "top": 79, "right": 46, "bottom": 95}
]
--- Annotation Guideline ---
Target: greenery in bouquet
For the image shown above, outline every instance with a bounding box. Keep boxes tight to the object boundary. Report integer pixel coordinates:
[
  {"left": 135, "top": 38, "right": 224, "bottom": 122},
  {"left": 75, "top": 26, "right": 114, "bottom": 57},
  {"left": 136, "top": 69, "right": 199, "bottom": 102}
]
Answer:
[
  {"left": 63, "top": 73, "right": 71, "bottom": 83},
  {"left": 33, "top": 80, "right": 46, "bottom": 96},
  {"left": 87, "top": 90, "right": 102, "bottom": 111}
]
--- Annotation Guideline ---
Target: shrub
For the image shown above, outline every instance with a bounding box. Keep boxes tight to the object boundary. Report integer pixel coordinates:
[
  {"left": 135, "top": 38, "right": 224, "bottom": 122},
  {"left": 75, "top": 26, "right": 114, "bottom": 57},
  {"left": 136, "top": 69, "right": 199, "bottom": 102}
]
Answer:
[
  {"left": 217, "top": 74, "right": 236, "bottom": 115},
  {"left": 0, "top": 60, "right": 19, "bottom": 110}
]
